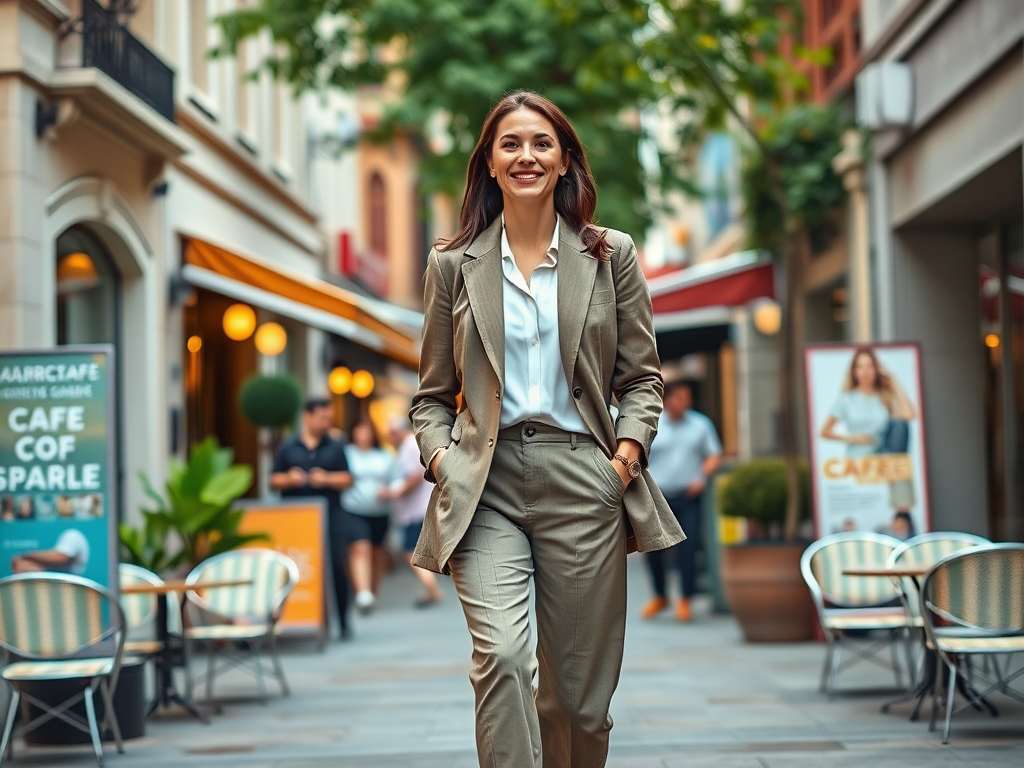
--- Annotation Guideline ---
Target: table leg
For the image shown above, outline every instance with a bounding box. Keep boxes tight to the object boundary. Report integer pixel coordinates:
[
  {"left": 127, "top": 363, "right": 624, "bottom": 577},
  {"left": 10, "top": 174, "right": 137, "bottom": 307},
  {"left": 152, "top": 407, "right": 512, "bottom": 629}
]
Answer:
[{"left": 147, "top": 592, "right": 210, "bottom": 724}]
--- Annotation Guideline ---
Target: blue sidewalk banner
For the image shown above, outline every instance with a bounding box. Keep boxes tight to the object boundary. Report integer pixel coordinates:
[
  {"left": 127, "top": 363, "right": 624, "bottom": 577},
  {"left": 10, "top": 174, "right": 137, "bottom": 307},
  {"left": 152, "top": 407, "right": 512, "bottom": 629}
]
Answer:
[{"left": 0, "top": 347, "right": 118, "bottom": 594}]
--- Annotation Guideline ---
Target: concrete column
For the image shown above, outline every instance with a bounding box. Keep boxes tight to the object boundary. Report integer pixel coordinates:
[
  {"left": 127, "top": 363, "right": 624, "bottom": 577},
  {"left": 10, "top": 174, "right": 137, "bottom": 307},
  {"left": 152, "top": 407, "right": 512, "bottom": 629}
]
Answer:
[
  {"left": 833, "top": 130, "right": 872, "bottom": 342},
  {"left": 892, "top": 229, "right": 988, "bottom": 535}
]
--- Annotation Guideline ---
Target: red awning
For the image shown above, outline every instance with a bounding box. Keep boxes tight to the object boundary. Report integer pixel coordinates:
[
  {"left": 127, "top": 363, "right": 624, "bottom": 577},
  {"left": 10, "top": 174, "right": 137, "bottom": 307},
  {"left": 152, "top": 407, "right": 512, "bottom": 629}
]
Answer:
[{"left": 647, "top": 251, "right": 775, "bottom": 316}]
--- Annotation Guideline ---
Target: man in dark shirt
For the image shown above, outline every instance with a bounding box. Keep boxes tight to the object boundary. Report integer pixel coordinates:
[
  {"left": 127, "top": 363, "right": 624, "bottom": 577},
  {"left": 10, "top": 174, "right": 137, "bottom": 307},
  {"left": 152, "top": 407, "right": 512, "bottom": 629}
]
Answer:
[{"left": 270, "top": 398, "right": 353, "bottom": 638}]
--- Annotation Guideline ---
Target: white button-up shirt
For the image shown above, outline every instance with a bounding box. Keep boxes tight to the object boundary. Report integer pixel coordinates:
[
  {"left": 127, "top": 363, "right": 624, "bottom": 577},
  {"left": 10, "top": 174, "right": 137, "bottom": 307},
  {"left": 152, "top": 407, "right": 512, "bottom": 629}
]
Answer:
[{"left": 499, "top": 216, "right": 588, "bottom": 433}]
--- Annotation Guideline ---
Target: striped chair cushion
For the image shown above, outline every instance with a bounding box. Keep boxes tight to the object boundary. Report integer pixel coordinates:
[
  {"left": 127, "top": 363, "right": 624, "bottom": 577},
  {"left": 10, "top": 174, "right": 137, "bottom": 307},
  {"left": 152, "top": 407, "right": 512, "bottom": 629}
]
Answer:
[
  {"left": 811, "top": 538, "right": 899, "bottom": 607},
  {"left": 927, "top": 549, "right": 1024, "bottom": 632},
  {"left": 0, "top": 580, "right": 105, "bottom": 657},
  {"left": 119, "top": 572, "right": 158, "bottom": 633},
  {"left": 192, "top": 552, "right": 286, "bottom": 620}
]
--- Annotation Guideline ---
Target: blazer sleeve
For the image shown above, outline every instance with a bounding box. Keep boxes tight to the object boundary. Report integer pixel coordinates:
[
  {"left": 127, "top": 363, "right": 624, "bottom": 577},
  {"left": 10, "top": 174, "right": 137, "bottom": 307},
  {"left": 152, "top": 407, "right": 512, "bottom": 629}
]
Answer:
[
  {"left": 409, "top": 248, "right": 459, "bottom": 482},
  {"left": 610, "top": 233, "right": 664, "bottom": 466}
]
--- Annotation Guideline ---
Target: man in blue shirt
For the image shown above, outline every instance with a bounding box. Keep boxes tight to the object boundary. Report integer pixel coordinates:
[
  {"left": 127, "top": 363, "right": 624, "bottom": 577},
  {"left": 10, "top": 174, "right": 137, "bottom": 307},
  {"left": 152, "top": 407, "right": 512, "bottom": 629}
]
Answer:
[{"left": 642, "top": 380, "right": 721, "bottom": 622}]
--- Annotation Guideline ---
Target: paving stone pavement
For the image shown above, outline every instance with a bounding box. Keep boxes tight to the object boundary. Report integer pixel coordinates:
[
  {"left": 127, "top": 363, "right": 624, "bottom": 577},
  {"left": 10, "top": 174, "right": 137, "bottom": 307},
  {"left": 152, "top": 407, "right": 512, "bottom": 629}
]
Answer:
[{"left": 9, "top": 558, "right": 1024, "bottom": 767}]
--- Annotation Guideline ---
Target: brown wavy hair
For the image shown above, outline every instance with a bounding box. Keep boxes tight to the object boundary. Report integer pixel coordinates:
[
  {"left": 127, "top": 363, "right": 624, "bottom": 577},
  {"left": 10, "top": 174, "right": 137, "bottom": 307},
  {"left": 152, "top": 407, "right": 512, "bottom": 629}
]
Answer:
[
  {"left": 844, "top": 348, "right": 897, "bottom": 412},
  {"left": 435, "top": 91, "right": 611, "bottom": 260}
]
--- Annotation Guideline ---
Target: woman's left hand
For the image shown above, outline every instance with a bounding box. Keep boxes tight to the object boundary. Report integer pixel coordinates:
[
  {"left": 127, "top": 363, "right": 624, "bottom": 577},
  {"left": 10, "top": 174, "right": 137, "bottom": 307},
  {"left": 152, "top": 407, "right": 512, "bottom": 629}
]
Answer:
[{"left": 611, "top": 460, "right": 631, "bottom": 489}]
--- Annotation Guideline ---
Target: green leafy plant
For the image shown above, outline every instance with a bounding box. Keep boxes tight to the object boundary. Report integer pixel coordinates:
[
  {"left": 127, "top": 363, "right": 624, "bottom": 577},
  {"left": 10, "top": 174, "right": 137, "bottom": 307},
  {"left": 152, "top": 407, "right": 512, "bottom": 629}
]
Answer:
[
  {"left": 742, "top": 103, "right": 850, "bottom": 255},
  {"left": 119, "top": 437, "right": 265, "bottom": 572},
  {"left": 719, "top": 458, "right": 810, "bottom": 538},
  {"left": 239, "top": 374, "right": 303, "bottom": 429}
]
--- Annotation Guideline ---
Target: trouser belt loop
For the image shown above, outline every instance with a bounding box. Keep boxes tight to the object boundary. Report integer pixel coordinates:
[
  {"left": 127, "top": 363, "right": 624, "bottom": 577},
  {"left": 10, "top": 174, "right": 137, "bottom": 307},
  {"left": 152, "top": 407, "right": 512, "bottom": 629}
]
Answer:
[{"left": 570, "top": 432, "right": 578, "bottom": 451}]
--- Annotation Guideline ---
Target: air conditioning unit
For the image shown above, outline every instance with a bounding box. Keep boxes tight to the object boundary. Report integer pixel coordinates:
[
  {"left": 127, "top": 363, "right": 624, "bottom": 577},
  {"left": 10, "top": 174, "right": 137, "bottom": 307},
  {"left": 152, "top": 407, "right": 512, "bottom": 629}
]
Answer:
[{"left": 856, "top": 62, "right": 914, "bottom": 130}]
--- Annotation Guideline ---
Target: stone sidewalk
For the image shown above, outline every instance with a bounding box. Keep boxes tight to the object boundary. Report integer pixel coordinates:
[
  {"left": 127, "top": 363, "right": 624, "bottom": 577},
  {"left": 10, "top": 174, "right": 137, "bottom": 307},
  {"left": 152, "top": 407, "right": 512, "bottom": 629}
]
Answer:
[{"left": 11, "top": 558, "right": 1024, "bottom": 767}]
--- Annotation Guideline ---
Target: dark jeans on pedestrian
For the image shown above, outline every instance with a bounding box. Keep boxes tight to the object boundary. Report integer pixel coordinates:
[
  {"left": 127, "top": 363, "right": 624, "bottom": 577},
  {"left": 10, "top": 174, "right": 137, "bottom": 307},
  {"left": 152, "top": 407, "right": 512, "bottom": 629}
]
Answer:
[
  {"left": 645, "top": 493, "right": 702, "bottom": 599},
  {"left": 329, "top": 509, "right": 352, "bottom": 636}
]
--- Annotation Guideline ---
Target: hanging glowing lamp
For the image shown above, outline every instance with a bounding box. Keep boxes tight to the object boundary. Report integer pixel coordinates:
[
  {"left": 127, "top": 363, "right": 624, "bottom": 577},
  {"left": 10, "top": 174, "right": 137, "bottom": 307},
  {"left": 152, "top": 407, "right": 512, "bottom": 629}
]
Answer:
[
  {"left": 351, "top": 369, "right": 375, "bottom": 398},
  {"left": 56, "top": 253, "right": 100, "bottom": 294},
  {"left": 329, "top": 366, "right": 353, "bottom": 395},
  {"left": 752, "top": 298, "right": 781, "bottom": 336},
  {"left": 255, "top": 322, "right": 287, "bottom": 356},
  {"left": 186, "top": 335, "right": 203, "bottom": 353},
  {"left": 222, "top": 303, "right": 257, "bottom": 341},
  {"left": 985, "top": 334, "right": 1000, "bottom": 349}
]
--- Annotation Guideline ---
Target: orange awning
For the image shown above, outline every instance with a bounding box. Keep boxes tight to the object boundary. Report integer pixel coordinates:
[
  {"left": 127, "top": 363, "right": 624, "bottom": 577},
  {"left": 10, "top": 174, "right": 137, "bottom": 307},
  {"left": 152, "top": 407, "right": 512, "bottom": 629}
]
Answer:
[{"left": 182, "top": 238, "right": 420, "bottom": 369}]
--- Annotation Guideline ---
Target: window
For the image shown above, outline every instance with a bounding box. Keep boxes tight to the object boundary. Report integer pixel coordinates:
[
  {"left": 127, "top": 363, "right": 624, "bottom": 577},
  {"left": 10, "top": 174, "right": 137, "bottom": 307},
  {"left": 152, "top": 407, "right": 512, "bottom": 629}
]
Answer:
[
  {"left": 369, "top": 173, "right": 387, "bottom": 257},
  {"left": 56, "top": 228, "right": 120, "bottom": 346}
]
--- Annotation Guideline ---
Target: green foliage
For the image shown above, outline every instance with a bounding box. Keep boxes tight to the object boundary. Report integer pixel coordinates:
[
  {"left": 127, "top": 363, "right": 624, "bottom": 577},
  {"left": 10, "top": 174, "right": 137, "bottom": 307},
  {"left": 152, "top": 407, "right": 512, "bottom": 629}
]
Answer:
[
  {"left": 719, "top": 457, "right": 810, "bottom": 525},
  {"left": 742, "top": 103, "right": 850, "bottom": 254},
  {"left": 119, "top": 437, "right": 264, "bottom": 572},
  {"left": 238, "top": 374, "right": 303, "bottom": 429}
]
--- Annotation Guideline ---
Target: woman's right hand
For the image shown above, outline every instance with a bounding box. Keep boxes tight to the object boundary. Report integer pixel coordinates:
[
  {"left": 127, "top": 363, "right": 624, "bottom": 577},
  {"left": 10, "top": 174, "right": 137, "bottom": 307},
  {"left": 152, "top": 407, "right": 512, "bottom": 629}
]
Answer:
[{"left": 430, "top": 446, "right": 447, "bottom": 478}]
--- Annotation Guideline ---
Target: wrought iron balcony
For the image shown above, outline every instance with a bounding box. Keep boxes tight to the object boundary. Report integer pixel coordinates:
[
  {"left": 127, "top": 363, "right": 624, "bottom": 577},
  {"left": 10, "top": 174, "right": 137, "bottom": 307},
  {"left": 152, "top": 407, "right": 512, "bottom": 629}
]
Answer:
[{"left": 61, "top": 0, "right": 175, "bottom": 123}]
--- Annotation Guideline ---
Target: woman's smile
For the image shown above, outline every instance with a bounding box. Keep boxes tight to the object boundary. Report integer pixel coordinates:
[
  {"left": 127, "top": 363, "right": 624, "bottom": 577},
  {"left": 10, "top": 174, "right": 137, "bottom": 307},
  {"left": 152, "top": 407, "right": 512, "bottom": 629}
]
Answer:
[{"left": 488, "top": 107, "right": 568, "bottom": 203}]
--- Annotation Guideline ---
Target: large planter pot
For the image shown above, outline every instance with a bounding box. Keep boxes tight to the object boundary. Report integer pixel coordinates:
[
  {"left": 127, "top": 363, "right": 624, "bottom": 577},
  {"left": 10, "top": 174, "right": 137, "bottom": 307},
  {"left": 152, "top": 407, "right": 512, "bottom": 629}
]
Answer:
[{"left": 721, "top": 541, "right": 815, "bottom": 642}]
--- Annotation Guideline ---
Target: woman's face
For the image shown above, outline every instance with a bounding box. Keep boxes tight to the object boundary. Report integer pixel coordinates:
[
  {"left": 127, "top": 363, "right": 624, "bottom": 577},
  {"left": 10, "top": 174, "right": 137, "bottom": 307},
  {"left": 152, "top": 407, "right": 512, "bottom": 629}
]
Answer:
[
  {"left": 352, "top": 423, "right": 375, "bottom": 450},
  {"left": 487, "top": 108, "right": 568, "bottom": 207},
  {"left": 853, "top": 353, "right": 878, "bottom": 389}
]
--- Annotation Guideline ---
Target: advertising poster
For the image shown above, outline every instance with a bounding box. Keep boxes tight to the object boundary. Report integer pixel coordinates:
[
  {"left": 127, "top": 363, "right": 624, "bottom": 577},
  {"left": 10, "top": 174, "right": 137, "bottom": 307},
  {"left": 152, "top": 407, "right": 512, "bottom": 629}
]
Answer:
[
  {"left": 238, "top": 499, "right": 328, "bottom": 647},
  {"left": 805, "top": 343, "right": 931, "bottom": 540},
  {"left": 0, "top": 347, "right": 117, "bottom": 592}
]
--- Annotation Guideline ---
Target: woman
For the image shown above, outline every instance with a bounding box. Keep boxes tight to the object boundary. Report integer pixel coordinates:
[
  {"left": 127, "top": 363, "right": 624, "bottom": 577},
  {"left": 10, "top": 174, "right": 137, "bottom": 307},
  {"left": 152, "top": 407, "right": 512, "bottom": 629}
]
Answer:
[
  {"left": 410, "top": 91, "right": 684, "bottom": 768},
  {"left": 820, "top": 348, "right": 917, "bottom": 513},
  {"left": 342, "top": 419, "right": 394, "bottom": 613}
]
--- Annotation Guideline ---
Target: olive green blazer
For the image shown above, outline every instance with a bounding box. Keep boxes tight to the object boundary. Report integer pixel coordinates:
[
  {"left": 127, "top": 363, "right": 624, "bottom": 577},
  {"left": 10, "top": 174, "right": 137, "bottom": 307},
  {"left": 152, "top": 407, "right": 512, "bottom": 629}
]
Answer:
[{"left": 409, "top": 216, "right": 685, "bottom": 574}]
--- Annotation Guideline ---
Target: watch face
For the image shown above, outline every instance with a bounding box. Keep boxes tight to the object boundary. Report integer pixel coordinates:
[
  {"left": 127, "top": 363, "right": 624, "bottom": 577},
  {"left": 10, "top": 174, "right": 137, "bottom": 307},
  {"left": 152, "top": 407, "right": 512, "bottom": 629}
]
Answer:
[{"left": 628, "top": 462, "right": 642, "bottom": 479}]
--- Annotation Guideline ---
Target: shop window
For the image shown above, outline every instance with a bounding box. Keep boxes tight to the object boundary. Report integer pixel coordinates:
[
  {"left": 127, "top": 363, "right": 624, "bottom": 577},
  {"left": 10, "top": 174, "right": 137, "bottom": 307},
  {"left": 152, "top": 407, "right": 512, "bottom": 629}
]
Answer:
[
  {"left": 369, "top": 172, "right": 387, "bottom": 257},
  {"left": 56, "top": 228, "right": 120, "bottom": 346}
]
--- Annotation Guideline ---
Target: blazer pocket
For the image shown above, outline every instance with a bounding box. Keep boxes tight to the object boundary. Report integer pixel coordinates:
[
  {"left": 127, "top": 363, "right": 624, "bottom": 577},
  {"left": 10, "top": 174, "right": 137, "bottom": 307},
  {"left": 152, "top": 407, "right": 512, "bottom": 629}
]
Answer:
[{"left": 589, "top": 289, "right": 614, "bottom": 306}]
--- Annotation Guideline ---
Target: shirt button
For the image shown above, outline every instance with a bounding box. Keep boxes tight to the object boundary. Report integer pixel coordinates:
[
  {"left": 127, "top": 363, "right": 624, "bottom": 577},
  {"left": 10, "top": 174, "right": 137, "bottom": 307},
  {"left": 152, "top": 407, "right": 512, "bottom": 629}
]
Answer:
[
  {"left": 530, "top": 336, "right": 539, "bottom": 346},
  {"left": 573, "top": 387, "right": 583, "bottom": 399}
]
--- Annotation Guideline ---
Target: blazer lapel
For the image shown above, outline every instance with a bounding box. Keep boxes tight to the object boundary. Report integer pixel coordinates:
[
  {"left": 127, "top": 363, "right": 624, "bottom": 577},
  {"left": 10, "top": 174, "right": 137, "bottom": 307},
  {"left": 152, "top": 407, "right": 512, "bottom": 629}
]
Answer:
[
  {"left": 461, "top": 218, "right": 505, "bottom": 382},
  {"left": 557, "top": 223, "right": 598, "bottom": 385}
]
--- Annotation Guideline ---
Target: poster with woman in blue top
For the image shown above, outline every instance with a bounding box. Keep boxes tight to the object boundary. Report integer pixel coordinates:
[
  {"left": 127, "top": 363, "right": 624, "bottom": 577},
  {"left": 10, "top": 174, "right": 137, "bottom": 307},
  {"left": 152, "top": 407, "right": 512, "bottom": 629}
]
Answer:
[{"left": 806, "top": 342, "right": 932, "bottom": 540}]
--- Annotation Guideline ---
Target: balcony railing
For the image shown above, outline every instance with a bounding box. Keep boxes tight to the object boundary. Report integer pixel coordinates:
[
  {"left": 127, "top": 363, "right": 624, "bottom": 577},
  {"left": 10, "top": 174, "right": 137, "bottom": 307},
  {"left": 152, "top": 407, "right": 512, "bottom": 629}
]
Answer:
[{"left": 65, "top": 0, "right": 175, "bottom": 122}]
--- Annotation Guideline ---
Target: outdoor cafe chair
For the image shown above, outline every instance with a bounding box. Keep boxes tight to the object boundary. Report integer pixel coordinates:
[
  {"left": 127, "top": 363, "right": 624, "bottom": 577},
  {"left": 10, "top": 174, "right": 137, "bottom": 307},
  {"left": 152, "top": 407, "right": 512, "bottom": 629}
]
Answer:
[
  {"left": 889, "top": 533, "right": 991, "bottom": 625},
  {"left": 801, "top": 532, "right": 909, "bottom": 699},
  {"left": 119, "top": 563, "right": 182, "bottom": 657},
  {"left": 184, "top": 549, "right": 299, "bottom": 704},
  {"left": 920, "top": 543, "right": 1024, "bottom": 744},
  {"left": 0, "top": 573, "right": 126, "bottom": 768}
]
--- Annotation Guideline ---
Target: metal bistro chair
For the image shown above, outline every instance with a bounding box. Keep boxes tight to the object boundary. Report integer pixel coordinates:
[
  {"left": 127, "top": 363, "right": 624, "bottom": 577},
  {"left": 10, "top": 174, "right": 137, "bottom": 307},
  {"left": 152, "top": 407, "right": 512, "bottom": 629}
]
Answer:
[
  {"left": 802, "top": 532, "right": 909, "bottom": 699},
  {"left": 0, "top": 573, "right": 126, "bottom": 768},
  {"left": 920, "top": 544, "right": 1024, "bottom": 744},
  {"left": 184, "top": 549, "right": 299, "bottom": 703}
]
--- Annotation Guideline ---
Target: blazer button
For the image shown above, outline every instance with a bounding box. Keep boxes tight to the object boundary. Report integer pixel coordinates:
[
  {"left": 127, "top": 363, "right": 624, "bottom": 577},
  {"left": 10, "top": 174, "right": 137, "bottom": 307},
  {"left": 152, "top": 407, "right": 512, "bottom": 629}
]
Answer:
[
  {"left": 487, "top": 438, "right": 494, "bottom": 447},
  {"left": 495, "top": 390, "right": 500, "bottom": 399},
  {"left": 572, "top": 387, "right": 583, "bottom": 399}
]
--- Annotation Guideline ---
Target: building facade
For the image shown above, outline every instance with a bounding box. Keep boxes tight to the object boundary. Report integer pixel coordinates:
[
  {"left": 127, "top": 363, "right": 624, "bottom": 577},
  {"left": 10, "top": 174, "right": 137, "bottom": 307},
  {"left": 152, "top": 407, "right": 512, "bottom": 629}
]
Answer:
[{"left": 859, "top": 0, "right": 1024, "bottom": 539}]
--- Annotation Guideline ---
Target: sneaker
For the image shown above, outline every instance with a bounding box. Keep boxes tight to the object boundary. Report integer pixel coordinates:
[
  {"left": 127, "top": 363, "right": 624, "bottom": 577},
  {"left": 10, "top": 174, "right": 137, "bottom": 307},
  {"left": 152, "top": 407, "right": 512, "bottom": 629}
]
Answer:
[
  {"left": 676, "top": 597, "right": 692, "bottom": 623},
  {"left": 641, "top": 596, "right": 668, "bottom": 619},
  {"left": 355, "top": 590, "right": 376, "bottom": 613}
]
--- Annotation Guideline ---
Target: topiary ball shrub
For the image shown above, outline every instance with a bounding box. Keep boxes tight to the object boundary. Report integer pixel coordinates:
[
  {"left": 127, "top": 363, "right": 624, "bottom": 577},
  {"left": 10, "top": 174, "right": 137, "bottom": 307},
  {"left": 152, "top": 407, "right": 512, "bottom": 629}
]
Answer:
[
  {"left": 239, "top": 374, "right": 303, "bottom": 429},
  {"left": 719, "top": 457, "right": 811, "bottom": 526}
]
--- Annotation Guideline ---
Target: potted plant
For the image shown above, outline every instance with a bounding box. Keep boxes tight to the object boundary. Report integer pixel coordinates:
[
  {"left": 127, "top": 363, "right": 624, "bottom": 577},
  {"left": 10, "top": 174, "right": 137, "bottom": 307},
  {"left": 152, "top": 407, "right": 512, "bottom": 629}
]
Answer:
[
  {"left": 718, "top": 457, "right": 815, "bottom": 642},
  {"left": 120, "top": 436, "right": 266, "bottom": 574}
]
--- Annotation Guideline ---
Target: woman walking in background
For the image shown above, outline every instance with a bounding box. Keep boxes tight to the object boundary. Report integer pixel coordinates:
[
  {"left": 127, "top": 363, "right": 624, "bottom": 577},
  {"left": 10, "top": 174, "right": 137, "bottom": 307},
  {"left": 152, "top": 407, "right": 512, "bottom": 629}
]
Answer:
[
  {"left": 342, "top": 419, "right": 394, "bottom": 613},
  {"left": 385, "top": 416, "right": 444, "bottom": 607},
  {"left": 410, "top": 91, "right": 684, "bottom": 768}
]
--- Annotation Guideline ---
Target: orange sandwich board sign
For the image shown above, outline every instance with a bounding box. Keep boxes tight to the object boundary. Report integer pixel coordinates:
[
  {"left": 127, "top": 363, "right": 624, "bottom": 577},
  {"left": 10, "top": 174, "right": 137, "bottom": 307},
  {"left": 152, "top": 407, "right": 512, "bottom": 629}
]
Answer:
[{"left": 238, "top": 499, "right": 329, "bottom": 650}]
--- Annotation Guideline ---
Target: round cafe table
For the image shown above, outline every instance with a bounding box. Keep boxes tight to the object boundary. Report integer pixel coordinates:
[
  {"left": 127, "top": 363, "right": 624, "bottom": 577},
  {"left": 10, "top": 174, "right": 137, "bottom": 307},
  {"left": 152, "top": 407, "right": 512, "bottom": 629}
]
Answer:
[
  {"left": 121, "top": 579, "right": 252, "bottom": 723},
  {"left": 841, "top": 567, "right": 996, "bottom": 722}
]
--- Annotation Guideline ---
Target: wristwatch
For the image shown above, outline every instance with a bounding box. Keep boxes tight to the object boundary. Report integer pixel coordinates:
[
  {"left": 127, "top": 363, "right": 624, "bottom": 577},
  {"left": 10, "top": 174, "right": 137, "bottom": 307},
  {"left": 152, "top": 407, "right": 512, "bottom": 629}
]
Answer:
[{"left": 613, "top": 454, "right": 643, "bottom": 480}]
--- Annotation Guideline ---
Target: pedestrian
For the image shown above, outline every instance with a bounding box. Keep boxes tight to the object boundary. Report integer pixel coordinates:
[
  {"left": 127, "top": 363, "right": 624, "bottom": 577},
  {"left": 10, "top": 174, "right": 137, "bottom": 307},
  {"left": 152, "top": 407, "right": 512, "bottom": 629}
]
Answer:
[
  {"left": 410, "top": 90, "right": 684, "bottom": 768},
  {"left": 384, "top": 416, "right": 444, "bottom": 607},
  {"left": 641, "top": 380, "right": 721, "bottom": 622},
  {"left": 342, "top": 418, "right": 394, "bottom": 613},
  {"left": 269, "top": 398, "right": 354, "bottom": 638}
]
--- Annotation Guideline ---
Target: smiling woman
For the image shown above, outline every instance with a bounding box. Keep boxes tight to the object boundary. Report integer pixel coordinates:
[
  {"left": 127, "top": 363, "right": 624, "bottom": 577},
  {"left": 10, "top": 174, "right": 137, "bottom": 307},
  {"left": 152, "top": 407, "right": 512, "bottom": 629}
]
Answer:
[{"left": 410, "top": 91, "right": 684, "bottom": 768}]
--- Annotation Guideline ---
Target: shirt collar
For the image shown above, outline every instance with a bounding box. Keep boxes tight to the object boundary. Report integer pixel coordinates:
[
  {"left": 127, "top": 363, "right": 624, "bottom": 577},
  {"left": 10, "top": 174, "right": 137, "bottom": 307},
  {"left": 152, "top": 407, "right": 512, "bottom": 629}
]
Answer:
[{"left": 500, "top": 214, "right": 560, "bottom": 271}]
